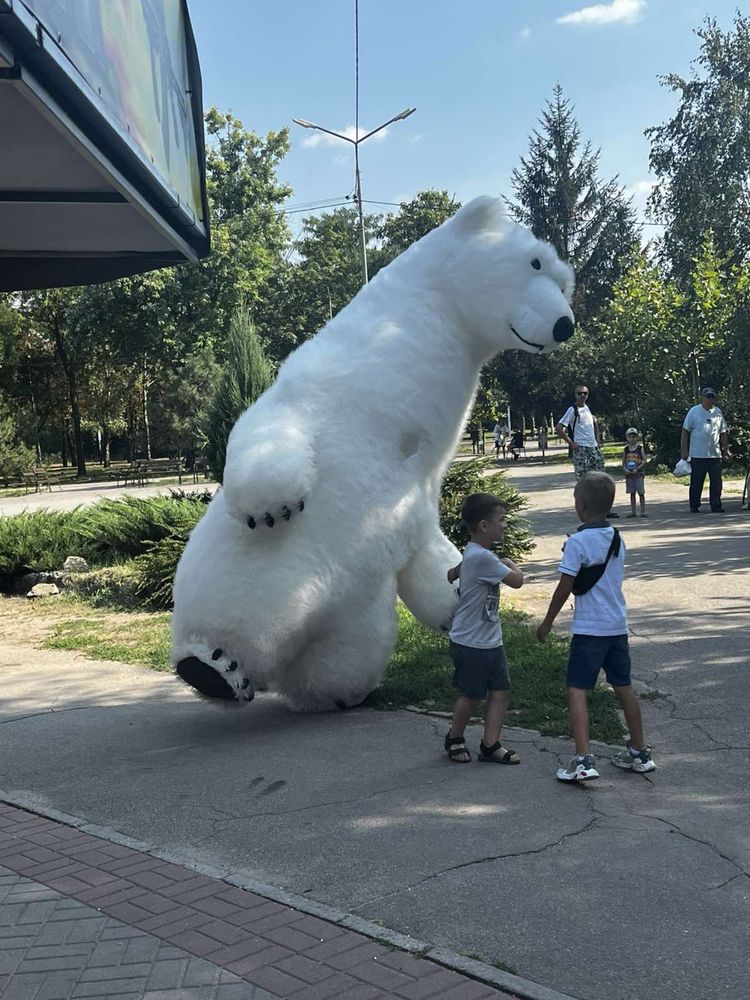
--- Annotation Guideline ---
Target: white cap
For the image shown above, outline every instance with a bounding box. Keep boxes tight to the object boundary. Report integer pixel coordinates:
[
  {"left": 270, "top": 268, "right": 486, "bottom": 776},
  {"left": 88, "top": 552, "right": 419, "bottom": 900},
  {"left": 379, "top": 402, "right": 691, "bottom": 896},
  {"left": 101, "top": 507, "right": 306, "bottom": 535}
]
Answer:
[{"left": 625, "top": 427, "right": 639, "bottom": 436}]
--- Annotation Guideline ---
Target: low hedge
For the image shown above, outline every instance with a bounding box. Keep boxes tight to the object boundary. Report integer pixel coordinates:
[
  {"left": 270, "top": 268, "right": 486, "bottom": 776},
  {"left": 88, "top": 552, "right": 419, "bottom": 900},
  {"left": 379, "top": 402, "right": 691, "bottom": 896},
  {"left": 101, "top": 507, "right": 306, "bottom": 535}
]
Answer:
[{"left": 0, "top": 465, "right": 532, "bottom": 608}]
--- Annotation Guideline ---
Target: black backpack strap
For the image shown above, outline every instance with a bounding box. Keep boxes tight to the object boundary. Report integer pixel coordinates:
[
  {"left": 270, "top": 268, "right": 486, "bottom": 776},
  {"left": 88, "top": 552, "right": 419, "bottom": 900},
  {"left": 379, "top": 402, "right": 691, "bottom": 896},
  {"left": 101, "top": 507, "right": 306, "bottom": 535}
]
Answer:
[{"left": 572, "top": 528, "right": 620, "bottom": 596}]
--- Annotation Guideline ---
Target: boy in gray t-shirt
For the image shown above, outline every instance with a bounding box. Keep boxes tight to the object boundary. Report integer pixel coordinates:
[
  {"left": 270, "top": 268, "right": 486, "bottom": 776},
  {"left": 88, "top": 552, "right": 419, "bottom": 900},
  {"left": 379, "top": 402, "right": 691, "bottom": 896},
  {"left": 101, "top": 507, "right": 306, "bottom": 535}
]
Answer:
[{"left": 443, "top": 493, "right": 524, "bottom": 764}]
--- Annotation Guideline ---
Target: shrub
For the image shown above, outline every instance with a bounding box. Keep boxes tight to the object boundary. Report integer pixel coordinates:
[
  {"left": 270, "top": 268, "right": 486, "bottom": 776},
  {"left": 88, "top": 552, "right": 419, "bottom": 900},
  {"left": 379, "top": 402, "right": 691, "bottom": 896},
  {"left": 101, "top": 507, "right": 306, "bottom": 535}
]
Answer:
[
  {"left": 439, "top": 459, "right": 533, "bottom": 561},
  {"left": 0, "top": 508, "right": 78, "bottom": 582},
  {"left": 132, "top": 535, "right": 191, "bottom": 610},
  {"left": 0, "top": 495, "right": 208, "bottom": 585}
]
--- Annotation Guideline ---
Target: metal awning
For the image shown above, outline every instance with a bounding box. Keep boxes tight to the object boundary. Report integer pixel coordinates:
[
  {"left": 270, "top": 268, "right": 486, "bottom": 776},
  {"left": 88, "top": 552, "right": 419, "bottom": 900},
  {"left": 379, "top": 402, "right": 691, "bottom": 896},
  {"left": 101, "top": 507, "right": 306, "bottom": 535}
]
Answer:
[{"left": 0, "top": 0, "right": 210, "bottom": 291}]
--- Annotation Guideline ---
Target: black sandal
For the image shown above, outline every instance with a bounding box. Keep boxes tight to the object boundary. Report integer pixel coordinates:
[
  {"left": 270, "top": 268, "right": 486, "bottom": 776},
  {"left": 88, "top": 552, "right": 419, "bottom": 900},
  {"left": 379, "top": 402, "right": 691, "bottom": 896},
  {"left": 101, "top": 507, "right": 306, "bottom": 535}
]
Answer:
[
  {"left": 444, "top": 733, "right": 472, "bottom": 763},
  {"left": 478, "top": 740, "right": 520, "bottom": 764}
]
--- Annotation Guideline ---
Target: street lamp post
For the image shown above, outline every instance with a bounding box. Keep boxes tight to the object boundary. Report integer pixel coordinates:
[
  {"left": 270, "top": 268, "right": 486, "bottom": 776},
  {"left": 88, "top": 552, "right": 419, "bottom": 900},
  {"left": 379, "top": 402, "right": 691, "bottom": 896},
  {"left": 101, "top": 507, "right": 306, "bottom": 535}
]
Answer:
[{"left": 292, "top": 107, "right": 416, "bottom": 285}]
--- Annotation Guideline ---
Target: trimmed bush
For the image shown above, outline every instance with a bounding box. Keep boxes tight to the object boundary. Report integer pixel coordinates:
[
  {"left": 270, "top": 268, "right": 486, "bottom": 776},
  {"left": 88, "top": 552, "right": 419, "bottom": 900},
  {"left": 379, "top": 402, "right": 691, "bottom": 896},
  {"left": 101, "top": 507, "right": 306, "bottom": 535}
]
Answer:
[
  {"left": 0, "top": 494, "right": 209, "bottom": 585},
  {"left": 439, "top": 459, "right": 533, "bottom": 562}
]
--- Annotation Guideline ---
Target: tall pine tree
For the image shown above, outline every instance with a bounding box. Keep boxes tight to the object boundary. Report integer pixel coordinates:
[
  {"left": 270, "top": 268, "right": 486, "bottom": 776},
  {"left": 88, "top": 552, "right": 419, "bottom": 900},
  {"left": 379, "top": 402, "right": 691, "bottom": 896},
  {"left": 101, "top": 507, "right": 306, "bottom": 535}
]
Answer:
[
  {"left": 646, "top": 13, "right": 750, "bottom": 277},
  {"left": 510, "top": 85, "right": 639, "bottom": 327},
  {"left": 204, "top": 305, "right": 272, "bottom": 483}
]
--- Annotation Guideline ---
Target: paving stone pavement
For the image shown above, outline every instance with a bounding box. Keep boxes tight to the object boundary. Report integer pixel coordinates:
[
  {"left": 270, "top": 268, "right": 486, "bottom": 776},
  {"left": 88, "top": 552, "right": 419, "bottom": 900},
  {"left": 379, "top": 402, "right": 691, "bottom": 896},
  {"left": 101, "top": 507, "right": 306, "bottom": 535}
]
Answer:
[{"left": 0, "top": 804, "right": 510, "bottom": 1000}]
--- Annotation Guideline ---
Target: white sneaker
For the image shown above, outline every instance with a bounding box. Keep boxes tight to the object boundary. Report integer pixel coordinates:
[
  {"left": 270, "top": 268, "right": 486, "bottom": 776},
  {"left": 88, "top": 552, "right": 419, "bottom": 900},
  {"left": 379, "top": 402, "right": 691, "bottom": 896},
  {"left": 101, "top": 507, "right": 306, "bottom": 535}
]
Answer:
[
  {"left": 612, "top": 744, "right": 656, "bottom": 773},
  {"left": 556, "top": 755, "right": 599, "bottom": 782}
]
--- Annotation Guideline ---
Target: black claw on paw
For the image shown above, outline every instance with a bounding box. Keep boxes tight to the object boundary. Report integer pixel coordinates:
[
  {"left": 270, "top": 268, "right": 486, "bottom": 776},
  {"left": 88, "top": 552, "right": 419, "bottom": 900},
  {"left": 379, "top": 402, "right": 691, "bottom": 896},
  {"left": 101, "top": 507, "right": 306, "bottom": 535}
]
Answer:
[
  {"left": 281, "top": 505, "right": 291, "bottom": 521},
  {"left": 297, "top": 499, "right": 305, "bottom": 512},
  {"left": 264, "top": 512, "right": 275, "bottom": 527},
  {"left": 247, "top": 516, "right": 256, "bottom": 529},
  {"left": 227, "top": 661, "right": 238, "bottom": 672},
  {"left": 211, "top": 648, "right": 222, "bottom": 661}
]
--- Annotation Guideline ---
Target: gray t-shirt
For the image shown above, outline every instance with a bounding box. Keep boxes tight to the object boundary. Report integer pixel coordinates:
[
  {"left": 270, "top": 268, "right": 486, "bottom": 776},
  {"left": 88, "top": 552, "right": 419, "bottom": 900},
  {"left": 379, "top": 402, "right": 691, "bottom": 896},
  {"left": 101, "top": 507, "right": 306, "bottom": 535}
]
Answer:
[
  {"left": 683, "top": 404, "right": 727, "bottom": 458},
  {"left": 449, "top": 543, "right": 511, "bottom": 649}
]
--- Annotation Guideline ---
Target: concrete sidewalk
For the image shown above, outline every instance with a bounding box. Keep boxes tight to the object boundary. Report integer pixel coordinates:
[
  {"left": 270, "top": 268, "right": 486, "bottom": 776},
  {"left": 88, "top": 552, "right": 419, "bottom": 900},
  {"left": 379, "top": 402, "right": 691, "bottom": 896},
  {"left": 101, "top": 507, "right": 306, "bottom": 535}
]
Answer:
[{"left": 0, "top": 461, "right": 748, "bottom": 1000}]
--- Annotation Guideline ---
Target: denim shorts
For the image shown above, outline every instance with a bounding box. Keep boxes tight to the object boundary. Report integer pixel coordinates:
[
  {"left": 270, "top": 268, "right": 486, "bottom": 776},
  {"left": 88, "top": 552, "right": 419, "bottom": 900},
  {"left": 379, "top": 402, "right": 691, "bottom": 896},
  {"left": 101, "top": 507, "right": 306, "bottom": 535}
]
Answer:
[
  {"left": 566, "top": 634, "right": 631, "bottom": 689},
  {"left": 450, "top": 642, "right": 510, "bottom": 699}
]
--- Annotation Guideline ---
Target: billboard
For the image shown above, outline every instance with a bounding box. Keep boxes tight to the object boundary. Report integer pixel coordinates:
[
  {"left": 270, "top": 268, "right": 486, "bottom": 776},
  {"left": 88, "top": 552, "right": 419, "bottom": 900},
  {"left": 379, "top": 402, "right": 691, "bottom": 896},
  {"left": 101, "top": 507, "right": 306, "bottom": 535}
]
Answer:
[{"left": 0, "top": 0, "right": 210, "bottom": 290}]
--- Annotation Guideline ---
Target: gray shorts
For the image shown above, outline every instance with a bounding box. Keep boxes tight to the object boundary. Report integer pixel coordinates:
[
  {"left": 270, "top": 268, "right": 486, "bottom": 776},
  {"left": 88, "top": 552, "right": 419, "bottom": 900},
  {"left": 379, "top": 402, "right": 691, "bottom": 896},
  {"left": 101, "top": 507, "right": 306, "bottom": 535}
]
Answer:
[
  {"left": 449, "top": 641, "right": 510, "bottom": 700},
  {"left": 625, "top": 474, "right": 645, "bottom": 495}
]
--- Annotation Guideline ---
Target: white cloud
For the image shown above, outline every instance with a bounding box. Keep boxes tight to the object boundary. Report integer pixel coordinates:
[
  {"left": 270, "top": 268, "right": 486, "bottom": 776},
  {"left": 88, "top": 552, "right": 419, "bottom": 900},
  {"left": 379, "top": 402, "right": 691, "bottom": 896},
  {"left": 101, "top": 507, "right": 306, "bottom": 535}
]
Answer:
[
  {"left": 410, "top": 133, "right": 423, "bottom": 144},
  {"left": 301, "top": 124, "right": 390, "bottom": 149},
  {"left": 556, "top": 0, "right": 646, "bottom": 27},
  {"left": 518, "top": 26, "right": 532, "bottom": 40}
]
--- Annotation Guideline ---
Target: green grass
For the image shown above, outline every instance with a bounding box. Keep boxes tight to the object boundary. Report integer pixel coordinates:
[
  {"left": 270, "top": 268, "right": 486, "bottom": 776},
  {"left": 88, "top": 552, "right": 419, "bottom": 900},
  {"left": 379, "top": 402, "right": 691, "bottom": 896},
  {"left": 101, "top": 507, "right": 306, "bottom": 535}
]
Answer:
[
  {"left": 366, "top": 602, "right": 624, "bottom": 743},
  {"left": 33, "top": 594, "right": 624, "bottom": 742},
  {"left": 44, "top": 610, "right": 171, "bottom": 670}
]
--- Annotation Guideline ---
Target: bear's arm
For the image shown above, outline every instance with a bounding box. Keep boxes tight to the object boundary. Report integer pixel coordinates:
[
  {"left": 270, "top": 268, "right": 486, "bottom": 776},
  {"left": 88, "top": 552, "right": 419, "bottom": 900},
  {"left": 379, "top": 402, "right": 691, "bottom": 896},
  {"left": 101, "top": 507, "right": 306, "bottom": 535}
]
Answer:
[{"left": 222, "top": 408, "right": 317, "bottom": 528}]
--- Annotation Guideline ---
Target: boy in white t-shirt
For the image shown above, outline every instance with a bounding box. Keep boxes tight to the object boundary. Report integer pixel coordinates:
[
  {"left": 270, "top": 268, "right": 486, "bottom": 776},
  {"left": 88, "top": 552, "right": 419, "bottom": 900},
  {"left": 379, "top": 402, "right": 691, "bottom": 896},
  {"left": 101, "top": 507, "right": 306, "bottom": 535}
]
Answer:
[
  {"left": 443, "top": 493, "right": 524, "bottom": 764},
  {"left": 536, "top": 472, "right": 655, "bottom": 782}
]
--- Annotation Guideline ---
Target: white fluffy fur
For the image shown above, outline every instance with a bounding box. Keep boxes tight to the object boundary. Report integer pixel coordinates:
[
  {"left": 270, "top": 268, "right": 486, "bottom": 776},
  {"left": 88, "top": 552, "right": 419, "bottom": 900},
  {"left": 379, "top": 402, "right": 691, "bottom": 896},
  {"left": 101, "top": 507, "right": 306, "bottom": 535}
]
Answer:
[{"left": 171, "top": 197, "right": 575, "bottom": 710}]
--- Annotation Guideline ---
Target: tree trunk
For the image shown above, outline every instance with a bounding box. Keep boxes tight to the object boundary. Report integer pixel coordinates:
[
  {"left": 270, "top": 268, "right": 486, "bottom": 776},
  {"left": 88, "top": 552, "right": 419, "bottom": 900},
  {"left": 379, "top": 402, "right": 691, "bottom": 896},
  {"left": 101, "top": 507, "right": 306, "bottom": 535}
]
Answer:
[
  {"left": 60, "top": 422, "right": 68, "bottom": 467},
  {"left": 142, "top": 359, "right": 152, "bottom": 461},
  {"left": 102, "top": 424, "right": 111, "bottom": 468},
  {"left": 51, "top": 315, "right": 86, "bottom": 476},
  {"left": 126, "top": 398, "right": 136, "bottom": 461},
  {"left": 689, "top": 351, "right": 701, "bottom": 402}
]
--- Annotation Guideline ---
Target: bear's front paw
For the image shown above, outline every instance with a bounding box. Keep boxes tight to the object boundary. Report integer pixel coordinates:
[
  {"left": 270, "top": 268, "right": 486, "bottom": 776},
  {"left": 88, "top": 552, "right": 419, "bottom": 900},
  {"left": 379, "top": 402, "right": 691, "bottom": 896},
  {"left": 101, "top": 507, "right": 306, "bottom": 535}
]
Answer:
[{"left": 246, "top": 498, "right": 305, "bottom": 530}]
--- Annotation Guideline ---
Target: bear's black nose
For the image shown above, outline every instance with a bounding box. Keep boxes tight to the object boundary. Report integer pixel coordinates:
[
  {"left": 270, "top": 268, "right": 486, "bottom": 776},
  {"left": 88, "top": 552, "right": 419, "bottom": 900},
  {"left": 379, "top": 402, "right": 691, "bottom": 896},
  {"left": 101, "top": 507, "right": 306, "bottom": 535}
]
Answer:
[
  {"left": 553, "top": 315, "right": 575, "bottom": 342},
  {"left": 176, "top": 657, "right": 237, "bottom": 700}
]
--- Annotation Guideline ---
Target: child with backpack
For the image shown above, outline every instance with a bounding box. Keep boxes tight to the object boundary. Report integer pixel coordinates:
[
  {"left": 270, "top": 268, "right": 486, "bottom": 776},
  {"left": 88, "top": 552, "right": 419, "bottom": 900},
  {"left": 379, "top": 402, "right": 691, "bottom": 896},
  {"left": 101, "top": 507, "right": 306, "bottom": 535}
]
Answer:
[{"left": 536, "top": 472, "right": 655, "bottom": 782}]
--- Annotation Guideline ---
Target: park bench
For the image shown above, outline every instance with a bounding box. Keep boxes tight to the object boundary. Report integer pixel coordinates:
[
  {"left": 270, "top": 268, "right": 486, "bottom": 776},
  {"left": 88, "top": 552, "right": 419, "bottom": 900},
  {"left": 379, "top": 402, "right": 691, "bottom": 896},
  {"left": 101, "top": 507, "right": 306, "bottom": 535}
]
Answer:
[
  {"left": 0, "top": 471, "right": 35, "bottom": 492},
  {"left": 146, "top": 457, "right": 187, "bottom": 484},
  {"left": 117, "top": 461, "right": 150, "bottom": 487},
  {"left": 30, "top": 467, "right": 62, "bottom": 492}
]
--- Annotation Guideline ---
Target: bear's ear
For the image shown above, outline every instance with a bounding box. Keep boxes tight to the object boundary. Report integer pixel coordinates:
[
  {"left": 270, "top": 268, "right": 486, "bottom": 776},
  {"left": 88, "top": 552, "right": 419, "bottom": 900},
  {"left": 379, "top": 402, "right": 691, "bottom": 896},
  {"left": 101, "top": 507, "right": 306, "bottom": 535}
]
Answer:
[{"left": 452, "top": 196, "right": 511, "bottom": 235}]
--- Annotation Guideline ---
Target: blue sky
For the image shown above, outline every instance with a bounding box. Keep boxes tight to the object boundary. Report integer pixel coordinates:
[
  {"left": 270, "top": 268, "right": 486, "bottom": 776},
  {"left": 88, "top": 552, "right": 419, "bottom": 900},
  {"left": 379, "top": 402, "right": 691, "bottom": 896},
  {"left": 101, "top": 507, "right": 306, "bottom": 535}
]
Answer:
[{"left": 189, "top": 1, "right": 738, "bottom": 233}]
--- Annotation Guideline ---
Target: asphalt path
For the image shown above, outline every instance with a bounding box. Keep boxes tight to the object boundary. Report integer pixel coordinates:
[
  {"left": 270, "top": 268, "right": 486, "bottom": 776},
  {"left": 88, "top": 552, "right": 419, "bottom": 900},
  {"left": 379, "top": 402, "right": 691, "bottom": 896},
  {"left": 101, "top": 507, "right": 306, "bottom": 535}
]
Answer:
[
  {"left": 0, "top": 458, "right": 748, "bottom": 1000},
  {"left": 0, "top": 478, "right": 218, "bottom": 516}
]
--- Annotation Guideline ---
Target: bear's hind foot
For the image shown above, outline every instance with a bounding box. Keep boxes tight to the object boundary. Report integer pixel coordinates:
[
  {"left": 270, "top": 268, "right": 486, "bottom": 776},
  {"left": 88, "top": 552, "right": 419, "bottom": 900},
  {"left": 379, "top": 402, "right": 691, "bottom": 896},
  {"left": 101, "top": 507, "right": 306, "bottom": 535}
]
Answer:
[{"left": 175, "top": 649, "right": 254, "bottom": 704}]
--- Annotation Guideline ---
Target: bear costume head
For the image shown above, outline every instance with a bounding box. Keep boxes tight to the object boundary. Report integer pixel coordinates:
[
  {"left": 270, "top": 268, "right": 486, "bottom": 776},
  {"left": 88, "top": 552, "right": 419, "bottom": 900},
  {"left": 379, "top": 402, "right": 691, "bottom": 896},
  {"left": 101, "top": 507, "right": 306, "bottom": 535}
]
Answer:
[{"left": 173, "top": 196, "right": 574, "bottom": 710}]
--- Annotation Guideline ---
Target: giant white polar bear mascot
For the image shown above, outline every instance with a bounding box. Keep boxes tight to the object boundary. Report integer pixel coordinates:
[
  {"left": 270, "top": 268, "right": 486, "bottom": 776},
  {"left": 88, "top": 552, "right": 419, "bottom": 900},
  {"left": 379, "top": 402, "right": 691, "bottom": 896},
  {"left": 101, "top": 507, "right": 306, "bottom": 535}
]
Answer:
[{"left": 172, "top": 196, "right": 575, "bottom": 709}]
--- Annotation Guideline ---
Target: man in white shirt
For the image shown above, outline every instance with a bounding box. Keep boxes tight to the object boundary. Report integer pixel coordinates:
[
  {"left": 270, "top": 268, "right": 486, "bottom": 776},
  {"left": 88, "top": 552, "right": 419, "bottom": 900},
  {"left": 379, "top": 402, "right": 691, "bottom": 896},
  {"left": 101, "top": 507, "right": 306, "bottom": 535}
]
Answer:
[
  {"left": 556, "top": 385, "right": 618, "bottom": 517},
  {"left": 680, "top": 387, "right": 731, "bottom": 513}
]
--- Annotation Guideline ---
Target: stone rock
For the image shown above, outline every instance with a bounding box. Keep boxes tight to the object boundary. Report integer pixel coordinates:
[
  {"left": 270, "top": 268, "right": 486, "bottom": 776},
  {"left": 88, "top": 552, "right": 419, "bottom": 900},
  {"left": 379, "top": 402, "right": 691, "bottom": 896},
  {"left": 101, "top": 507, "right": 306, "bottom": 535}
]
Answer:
[
  {"left": 62, "top": 556, "right": 89, "bottom": 573},
  {"left": 26, "top": 583, "right": 60, "bottom": 598}
]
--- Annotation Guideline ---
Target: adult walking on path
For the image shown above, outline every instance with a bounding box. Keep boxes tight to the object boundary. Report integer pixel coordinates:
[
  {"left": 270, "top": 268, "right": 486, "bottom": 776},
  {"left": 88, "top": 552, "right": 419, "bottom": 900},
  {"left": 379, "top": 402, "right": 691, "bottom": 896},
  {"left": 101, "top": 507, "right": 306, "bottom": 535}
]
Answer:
[
  {"left": 681, "top": 387, "right": 731, "bottom": 513},
  {"left": 555, "top": 384, "right": 618, "bottom": 516}
]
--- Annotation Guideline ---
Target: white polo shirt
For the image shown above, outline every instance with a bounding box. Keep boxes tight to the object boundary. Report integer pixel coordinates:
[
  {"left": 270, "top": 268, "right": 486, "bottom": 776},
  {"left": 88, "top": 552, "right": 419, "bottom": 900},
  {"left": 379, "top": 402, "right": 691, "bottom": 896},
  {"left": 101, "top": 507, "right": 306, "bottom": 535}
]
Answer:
[{"left": 682, "top": 405, "right": 727, "bottom": 458}]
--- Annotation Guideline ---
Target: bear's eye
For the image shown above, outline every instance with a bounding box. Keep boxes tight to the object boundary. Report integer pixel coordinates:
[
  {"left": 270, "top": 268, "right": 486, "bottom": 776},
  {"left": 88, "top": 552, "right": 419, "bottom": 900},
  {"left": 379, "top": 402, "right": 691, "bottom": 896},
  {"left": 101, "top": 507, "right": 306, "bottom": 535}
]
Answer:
[{"left": 531, "top": 258, "right": 541, "bottom": 270}]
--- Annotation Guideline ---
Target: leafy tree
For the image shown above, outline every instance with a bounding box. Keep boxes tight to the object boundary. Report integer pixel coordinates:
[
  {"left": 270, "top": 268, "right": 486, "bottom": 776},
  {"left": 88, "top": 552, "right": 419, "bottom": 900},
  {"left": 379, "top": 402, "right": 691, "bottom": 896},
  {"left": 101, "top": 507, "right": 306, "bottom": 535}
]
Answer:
[
  {"left": 378, "top": 190, "right": 461, "bottom": 258},
  {"left": 510, "top": 84, "right": 639, "bottom": 326},
  {"left": 204, "top": 306, "right": 272, "bottom": 482},
  {"left": 18, "top": 290, "right": 89, "bottom": 475},
  {"left": 180, "top": 108, "right": 294, "bottom": 343},
  {"left": 0, "top": 402, "right": 35, "bottom": 480},
  {"left": 595, "top": 236, "right": 745, "bottom": 460},
  {"left": 266, "top": 207, "right": 383, "bottom": 354},
  {"left": 647, "top": 13, "right": 750, "bottom": 276}
]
